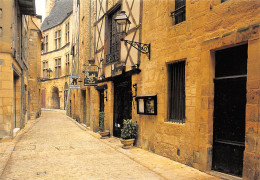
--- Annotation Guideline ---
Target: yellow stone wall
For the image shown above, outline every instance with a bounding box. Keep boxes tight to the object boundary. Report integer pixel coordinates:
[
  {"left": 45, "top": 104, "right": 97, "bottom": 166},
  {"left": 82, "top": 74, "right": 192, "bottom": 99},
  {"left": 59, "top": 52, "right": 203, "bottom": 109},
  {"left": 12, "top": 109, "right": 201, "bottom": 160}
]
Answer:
[
  {"left": 0, "top": 0, "right": 35, "bottom": 138},
  {"left": 41, "top": 14, "right": 72, "bottom": 110},
  {"left": 28, "top": 16, "right": 42, "bottom": 119},
  {"left": 138, "top": 0, "right": 260, "bottom": 178}
]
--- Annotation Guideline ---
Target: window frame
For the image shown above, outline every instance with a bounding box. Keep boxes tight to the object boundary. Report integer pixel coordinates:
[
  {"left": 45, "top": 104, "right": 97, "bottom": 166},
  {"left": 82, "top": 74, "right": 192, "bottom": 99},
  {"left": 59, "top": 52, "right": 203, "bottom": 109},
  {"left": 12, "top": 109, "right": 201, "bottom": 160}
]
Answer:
[
  {"left": 167, "top": 60, "right": 186, "bottom": 123},
  {"left": 170, "top": 0, "right": 186, "bottom": 25},
  {"left": 65, "top": 22, "right": 70, "bottom": 44},
  {"left": 54, "top": 30, "right": 61, "bottom": 49},
  {"left": 65, "top": 53, "right": 70, "bottom": 75},
  {"left": 43, "top": 60, "right": 48, "bottom": 78},
  {"left": 105, "top": 7, "right": 121, "bottom": 65},
  {"left": 55, "top": 57, "right": 61, "bottom": 78}
]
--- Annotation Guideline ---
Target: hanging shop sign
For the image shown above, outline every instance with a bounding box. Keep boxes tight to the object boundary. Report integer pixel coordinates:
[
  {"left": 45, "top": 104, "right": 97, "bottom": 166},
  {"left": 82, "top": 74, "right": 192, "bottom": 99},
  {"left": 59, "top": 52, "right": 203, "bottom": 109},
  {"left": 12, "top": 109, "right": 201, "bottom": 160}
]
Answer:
[
  {"left": 111, "top": 62, "right": 125, "bottom": 77},
  {"left": 135, "top": 95, "right": 157, "bottom": 115},
  {"left": 69, "top": 76, "right": 81, "bottom": 89},
  {"left": 84, "top": 71, "right": 98, "bottom": 86}
]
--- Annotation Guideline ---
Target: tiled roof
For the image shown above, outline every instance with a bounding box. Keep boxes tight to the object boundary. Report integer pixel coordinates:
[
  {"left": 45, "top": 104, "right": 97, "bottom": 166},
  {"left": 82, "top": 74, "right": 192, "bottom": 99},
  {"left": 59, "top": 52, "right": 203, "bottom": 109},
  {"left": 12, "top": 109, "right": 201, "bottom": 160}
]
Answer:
[{"left": 41, "top": 0, "right": 73, "bottom": 31}]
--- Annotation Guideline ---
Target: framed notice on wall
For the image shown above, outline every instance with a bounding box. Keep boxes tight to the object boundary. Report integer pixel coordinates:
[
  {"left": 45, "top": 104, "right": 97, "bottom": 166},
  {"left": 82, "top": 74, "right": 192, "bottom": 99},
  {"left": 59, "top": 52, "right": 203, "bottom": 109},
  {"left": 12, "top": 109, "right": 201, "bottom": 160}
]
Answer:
[{"left": 135, "top": 95, "right": 157, "bottom": 115}]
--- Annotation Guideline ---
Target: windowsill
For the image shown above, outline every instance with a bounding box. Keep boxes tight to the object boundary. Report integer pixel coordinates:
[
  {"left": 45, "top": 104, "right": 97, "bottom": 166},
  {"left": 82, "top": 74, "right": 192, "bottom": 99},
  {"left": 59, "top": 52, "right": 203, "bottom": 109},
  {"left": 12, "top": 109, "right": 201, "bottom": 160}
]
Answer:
[
  {"left": 169, "top": 20, "right": 187, "bottom": 32},
  {"left": 164, "top": 121, "right": 186, "bottom": 125},
  {"left": 42, "top": 42, "right": 70, "bottom": 55}
]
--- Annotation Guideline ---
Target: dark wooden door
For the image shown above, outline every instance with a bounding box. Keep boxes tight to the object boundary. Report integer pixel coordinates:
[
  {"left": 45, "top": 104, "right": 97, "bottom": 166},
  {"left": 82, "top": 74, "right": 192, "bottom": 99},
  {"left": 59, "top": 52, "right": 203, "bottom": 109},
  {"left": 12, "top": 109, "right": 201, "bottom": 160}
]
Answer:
[
  {"left": 99, "top": 90, "right": 104, "bottom": 112},
  {"left": 212, "top": 44, "right": 247, "bottom": 177},
  {"left": 82, "top": 90, "right": 87, "bottom": 124},
  {"left": 41, "top": 89, "right": 46, "bottom": 108},
  {"left": 113, "top": 76, "right": 132, "bottom": 137}
]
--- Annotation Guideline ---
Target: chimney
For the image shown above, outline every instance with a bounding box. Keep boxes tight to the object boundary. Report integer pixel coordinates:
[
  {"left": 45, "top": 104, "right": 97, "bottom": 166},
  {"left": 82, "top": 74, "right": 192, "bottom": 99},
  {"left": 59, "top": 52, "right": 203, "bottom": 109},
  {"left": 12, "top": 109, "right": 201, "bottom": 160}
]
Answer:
[{"left": 45, "top": 0, "right": 56, "bottom": 17}]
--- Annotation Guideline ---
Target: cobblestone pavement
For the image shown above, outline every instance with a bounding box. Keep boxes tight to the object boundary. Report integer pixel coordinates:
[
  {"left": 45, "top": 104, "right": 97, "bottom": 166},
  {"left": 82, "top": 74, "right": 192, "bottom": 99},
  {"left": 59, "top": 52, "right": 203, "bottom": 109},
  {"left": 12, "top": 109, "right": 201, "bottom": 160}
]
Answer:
[{"left": 1, "top": 110, "right": 218, "bottom": 180}]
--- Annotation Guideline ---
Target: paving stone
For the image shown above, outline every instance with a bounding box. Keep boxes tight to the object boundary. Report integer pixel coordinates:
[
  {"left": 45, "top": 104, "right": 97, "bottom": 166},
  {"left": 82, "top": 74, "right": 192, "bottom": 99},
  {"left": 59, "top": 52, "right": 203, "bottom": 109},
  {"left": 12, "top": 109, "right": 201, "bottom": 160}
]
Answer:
[{"left": 0, "top": 110, "right": 218, "bottom": 179}]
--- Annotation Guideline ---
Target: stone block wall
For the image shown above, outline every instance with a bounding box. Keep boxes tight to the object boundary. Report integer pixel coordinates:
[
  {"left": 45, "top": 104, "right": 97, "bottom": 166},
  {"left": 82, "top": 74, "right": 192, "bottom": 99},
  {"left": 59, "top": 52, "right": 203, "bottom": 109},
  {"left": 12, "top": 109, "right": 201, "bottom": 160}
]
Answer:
[{"left": 139, "top": 0, "right": 260, "bottom": 178}]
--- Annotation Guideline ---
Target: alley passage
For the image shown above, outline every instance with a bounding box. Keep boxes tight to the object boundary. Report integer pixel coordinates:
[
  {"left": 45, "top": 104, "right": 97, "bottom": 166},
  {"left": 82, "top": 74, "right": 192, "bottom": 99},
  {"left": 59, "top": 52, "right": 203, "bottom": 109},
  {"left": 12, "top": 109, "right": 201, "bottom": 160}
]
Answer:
[{"left": 1, "top": 110, "right": 163, "bottom": 179}]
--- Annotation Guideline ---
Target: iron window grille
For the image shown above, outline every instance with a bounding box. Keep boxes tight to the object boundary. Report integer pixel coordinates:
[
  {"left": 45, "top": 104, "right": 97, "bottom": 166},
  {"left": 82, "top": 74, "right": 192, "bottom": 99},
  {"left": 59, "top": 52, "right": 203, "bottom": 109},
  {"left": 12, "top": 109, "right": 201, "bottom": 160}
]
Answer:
[
  {"left": 171, "top": 0, "right": 186, "bottom": 25},
  {"left": 168, "top": 61, "right": 186, "bottom": 123},
  {"left": 106, "top": 9, "right": 121, "bottom": 64},
  {"left": 55, "top": 58, "right": 61, "bottom": 78}
]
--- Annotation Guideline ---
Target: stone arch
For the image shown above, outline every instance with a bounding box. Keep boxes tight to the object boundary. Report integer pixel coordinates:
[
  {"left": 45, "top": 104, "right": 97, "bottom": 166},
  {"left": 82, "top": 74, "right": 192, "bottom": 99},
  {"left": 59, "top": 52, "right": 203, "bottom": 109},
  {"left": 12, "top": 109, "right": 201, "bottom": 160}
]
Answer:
[{"left": 52, "top": 86, "right": 60, "bottom": 109}]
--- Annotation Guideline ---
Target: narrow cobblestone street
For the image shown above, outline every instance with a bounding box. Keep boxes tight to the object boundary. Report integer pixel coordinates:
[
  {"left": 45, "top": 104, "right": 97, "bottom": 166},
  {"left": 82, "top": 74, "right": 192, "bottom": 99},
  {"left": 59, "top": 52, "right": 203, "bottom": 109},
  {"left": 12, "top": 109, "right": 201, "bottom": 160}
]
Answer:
[{"left": 0, "top": 110, "right": 218, "bottom": 180}]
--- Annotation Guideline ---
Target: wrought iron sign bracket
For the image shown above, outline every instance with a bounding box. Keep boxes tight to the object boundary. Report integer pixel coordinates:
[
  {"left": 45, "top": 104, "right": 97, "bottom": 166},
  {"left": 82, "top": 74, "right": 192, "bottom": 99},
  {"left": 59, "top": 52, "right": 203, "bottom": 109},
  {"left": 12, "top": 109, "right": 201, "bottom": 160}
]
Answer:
[{"left": 123, "top": 40, "right": 151, "bottom": 60}]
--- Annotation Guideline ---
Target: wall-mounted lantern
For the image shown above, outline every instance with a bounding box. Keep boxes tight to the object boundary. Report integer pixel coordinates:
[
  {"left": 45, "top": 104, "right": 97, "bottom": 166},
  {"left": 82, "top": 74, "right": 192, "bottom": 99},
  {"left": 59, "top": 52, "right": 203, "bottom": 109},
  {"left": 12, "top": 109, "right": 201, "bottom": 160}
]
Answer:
[
  {"left": 132, "top": 83, "right": 137, "bottom": 98},
  {"left": 114, "top": 11, "right": 131, "bottom": 36},
  {"left": 114, "top": 11, "right": 151, "bottom": 60},
  {"left": 47, "top": 68, "right": 52, "bottom": 79}
]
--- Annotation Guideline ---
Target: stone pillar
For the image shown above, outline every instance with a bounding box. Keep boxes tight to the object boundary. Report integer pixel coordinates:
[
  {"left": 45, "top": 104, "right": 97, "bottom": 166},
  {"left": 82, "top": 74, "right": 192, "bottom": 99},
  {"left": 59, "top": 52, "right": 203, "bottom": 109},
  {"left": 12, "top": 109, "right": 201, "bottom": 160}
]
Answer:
[{"left": 243, "top": 38, "right": 260, "bottom": 180}]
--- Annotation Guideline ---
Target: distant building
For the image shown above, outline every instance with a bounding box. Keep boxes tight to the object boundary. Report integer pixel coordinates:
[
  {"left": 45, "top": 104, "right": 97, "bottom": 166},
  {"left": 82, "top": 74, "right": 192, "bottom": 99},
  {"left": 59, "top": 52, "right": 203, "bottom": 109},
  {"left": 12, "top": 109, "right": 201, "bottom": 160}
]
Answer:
[
  {"left": 40, "top": 0, "right": 73, "bottom": 110},
  {"left": 0, "top": 0, "right": 38, "bottom": 138}
]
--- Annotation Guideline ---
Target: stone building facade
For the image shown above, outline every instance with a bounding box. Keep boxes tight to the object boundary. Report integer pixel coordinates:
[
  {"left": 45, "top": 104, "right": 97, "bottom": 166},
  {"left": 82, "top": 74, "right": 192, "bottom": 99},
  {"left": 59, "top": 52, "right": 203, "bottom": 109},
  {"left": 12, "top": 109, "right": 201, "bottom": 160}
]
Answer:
[
  {"left": 41, "top": 0, "right": 73, "bottom": 110},
  {"left": 67, "top": 0, "right": 260, "bottom": 179},
  {"left": 0, "top": 0, "right": 37, "bottom": 138},
  {"left": 28, "top": 16, "right": 42, "bottom": 120}
]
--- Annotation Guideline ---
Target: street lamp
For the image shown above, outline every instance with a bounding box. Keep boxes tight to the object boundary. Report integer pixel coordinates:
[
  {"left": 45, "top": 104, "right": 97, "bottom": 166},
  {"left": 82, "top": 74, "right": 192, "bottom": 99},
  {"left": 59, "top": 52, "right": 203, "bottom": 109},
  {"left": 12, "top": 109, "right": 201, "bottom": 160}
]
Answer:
[
  {"left": 114, "top": 11, "right": 151, "bottom": 60},
  {"left": 47, "top": 68, "right": 52, "bottom": 79},
  {"left": 114, "top": 11, "right": 131, "bottom": 36}
]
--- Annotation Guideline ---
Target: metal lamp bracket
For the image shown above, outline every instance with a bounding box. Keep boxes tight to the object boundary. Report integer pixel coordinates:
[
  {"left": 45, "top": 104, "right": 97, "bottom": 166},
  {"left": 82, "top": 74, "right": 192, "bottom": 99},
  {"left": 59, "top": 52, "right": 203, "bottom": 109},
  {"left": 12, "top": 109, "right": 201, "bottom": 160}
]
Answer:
[{"left": 124, "top": 40, "right": 151, "bottom": 60}]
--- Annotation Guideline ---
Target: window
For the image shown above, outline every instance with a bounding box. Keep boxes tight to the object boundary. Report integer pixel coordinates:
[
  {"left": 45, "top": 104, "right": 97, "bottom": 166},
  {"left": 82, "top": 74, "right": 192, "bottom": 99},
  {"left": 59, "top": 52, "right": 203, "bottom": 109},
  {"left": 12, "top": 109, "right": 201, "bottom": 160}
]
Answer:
[
  {"left": 43, "top": 61, "right": 48, "bottom": 78},
  {"left": 171, "top": 0, "right": 186, "bottom": 25},
  {"left": 65, "top": 22, "right": 70, "bottom": 44},
  {"left": 55, "top": 58, "right": 61, "bottom": 78},
  {"left": 44, "top": 35, "right": 48, "bottom": 52},
  {"left": 55, "top": 30, "right": 61, "bottom": 49},
  {"left": 221, "top": 0, "right": 228, "bottom": 2},
  {"left": 168, "top": 61, "right": 185, "bottom": 123},
  {"left": 105, "top": 8, "right": 121, "bottom": 64},
  {"left": 65, "top": 53, "right": 70, "bottom": 75}
]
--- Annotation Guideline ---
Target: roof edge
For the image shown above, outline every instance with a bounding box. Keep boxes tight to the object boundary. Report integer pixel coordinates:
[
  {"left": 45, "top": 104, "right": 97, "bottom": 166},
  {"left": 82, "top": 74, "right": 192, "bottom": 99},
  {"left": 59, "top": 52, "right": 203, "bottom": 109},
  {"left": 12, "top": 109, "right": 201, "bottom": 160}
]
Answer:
[{"left": 42, "top": 11, "right": 72, "bottom": 32}]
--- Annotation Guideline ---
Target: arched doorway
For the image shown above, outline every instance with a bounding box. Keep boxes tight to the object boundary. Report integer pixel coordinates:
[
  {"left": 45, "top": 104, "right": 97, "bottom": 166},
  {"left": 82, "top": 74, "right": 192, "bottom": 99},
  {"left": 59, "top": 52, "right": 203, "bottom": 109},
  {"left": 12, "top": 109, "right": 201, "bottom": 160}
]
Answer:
[{"left": 52, "top": 87, "right": 60, "bottom": 109}]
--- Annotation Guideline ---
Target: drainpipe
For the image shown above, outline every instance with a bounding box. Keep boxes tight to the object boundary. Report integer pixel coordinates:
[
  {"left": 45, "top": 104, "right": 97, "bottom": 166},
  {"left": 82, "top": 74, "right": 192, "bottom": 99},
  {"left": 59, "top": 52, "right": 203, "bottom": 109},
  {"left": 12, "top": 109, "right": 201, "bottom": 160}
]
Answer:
[{"left": 88, "top": 0, "right": 91, "bottom": 60}]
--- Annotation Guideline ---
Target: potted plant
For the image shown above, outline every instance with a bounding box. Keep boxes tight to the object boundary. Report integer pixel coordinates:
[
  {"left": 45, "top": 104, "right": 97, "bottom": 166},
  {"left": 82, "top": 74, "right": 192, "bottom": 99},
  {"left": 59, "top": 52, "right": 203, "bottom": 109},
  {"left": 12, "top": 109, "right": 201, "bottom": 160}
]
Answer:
[
  {"left": 98, "top": 112, "right": 110, "bottom": 138},
  {"left": 120, "top": 119, "right": 137, "bottom": 149}
]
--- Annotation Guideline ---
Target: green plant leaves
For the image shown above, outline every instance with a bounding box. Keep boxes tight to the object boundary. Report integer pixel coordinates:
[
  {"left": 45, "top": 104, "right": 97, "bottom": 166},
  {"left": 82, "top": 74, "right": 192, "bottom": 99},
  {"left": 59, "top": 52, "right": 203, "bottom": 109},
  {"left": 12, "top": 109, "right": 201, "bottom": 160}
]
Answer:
[
  {"left": 121, "top": 119, "right": 138, "bottom": 140},
  {"left": 99, "top": 112, "right": 105, "bottom": 132}
]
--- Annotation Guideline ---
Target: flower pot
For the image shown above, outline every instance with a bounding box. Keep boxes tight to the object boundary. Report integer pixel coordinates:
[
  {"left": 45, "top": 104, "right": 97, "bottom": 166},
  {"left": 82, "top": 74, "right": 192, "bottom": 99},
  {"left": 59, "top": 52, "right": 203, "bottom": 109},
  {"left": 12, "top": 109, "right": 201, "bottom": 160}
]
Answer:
[
  {"left": 120, "top": 138, "right": 135, "bottom": 149},
  {"left": 99, "top": 130, "right": 110, "bottom": 139}
]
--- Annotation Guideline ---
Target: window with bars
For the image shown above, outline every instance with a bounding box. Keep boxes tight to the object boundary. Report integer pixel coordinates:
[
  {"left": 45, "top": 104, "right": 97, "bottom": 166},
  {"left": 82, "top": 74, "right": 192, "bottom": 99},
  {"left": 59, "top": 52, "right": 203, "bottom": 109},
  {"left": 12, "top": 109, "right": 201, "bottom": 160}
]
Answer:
[
  {"left": 65, "top": 53, "right": 70, "bottom": 75},
  {"left": 106, "top": 8, "right": 121, "bottom": 64},
  {"left": 44, "top": 35, "right": 48, "bottom": 52},
  {"left": 55, "top": 30, "right": 61, "bottom": 49},
  {"left": 168, "top": 61, "right": 186, "bottom": 123},
  {"left": 65, "top": 22, "right": 70, "bottom": 44},
  {"left": 43, "top": 61, "right": 48, "bottom": 78},
  {"left": 55, "top": 58, "right": 61, "bottom": 78},
  {"left": 171, "top": 0, "right": 186, "bottom": 25}
]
